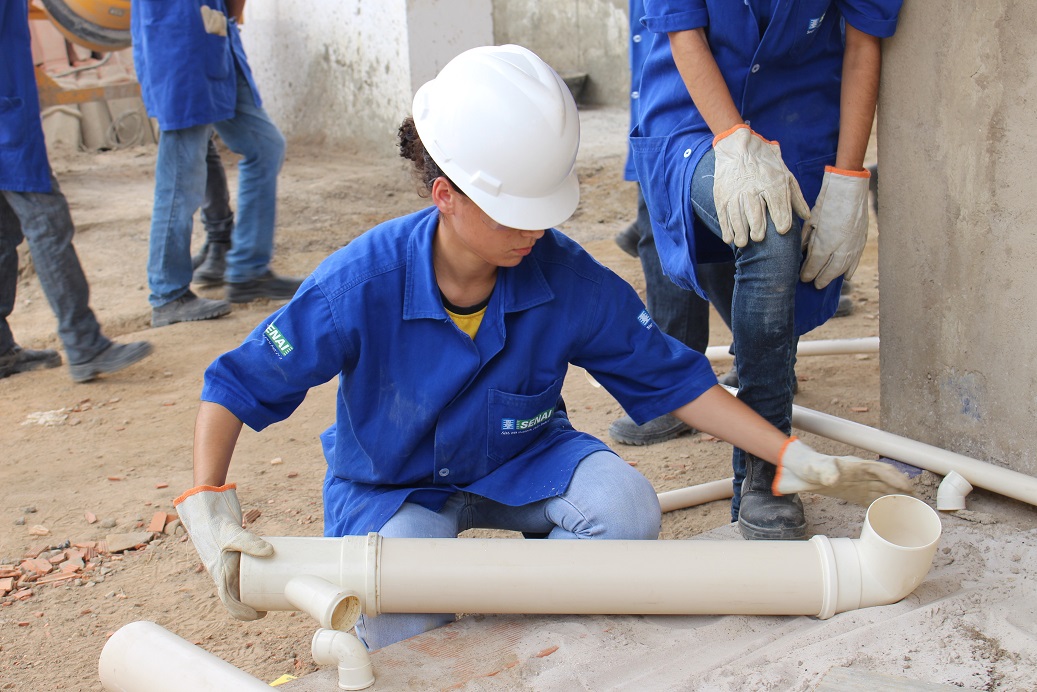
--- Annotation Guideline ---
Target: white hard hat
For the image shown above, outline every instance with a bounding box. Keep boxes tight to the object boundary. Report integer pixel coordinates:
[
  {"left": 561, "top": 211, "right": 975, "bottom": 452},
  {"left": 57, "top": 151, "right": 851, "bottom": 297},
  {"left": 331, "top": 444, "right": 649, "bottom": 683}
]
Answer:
[{"left": 413, "top": 44, "right": 581, "bottom": 231}]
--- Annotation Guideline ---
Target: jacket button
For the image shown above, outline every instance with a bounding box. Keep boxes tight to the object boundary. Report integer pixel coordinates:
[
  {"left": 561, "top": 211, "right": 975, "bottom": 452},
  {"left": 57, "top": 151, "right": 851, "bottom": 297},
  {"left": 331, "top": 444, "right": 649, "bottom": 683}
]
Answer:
[
  {"left": 438, "top": 468, "right": 450, "bottom": 477},
  {"left": 683, "top": 149, "right": 692, "bottom": 158},
  {"left": 751, "top": 64, "right": 761, "bottom": 73}
]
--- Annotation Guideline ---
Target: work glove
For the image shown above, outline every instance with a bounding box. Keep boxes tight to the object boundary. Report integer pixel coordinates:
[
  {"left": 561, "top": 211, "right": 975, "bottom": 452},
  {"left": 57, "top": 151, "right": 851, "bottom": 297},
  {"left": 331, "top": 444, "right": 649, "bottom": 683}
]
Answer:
[
  {"left": 800, "top": 166, "right": 872, "bottom": 289},
  {"left": 774, "top": 437, "right": 914, "bottom": 506},
  {"left": 712, "top": 124, "right": 811, "bottom": 248},
  {"left": 174, "top": 484, "right": 273, "bottom": 621},
  {"left": 200, "top": 5, "right": 228, "bottom": 36}
]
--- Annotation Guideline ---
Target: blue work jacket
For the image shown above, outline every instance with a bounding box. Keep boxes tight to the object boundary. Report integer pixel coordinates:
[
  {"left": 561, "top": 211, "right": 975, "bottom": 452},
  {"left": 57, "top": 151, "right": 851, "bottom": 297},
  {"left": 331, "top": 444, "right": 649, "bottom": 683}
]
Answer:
[
  {"left": 633, "top": 0, "right": 901, "bottom": 334},
  {"left": 130, "top": 0, "right": 260, "bottom": 131},
  {"left": 1, "top": 0, "right": 52, "bottom": 193},
  {"left": 202, "top": 207, "right": 717, "bottom": 536}
]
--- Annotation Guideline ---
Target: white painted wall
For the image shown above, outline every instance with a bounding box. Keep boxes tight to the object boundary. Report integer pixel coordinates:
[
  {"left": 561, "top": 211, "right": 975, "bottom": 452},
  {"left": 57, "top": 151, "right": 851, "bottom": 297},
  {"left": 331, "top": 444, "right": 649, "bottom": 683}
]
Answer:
[{"left": 239, "top": 0, "right": 492, "bottom": 154}]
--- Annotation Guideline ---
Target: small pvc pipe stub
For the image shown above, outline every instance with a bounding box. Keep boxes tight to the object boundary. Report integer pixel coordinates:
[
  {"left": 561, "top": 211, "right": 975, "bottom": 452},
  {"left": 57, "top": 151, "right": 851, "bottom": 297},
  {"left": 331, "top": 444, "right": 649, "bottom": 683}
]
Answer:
[{"left": 937, "top": 470, "right": 974, "bottom": 511}]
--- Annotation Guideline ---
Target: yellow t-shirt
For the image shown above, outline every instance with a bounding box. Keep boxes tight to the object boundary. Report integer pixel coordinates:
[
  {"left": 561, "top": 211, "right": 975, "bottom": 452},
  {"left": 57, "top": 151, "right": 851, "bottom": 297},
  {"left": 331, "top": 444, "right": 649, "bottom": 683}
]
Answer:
[{"left": 444, "top": 305, "right": 487, "bottom": 339}]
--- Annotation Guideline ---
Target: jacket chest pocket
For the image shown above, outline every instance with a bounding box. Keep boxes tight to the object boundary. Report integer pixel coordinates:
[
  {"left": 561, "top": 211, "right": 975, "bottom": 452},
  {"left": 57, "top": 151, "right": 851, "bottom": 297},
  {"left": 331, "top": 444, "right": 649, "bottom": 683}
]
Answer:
[{"left": 486, "top": 376, "right": 565, "bottom": 464}]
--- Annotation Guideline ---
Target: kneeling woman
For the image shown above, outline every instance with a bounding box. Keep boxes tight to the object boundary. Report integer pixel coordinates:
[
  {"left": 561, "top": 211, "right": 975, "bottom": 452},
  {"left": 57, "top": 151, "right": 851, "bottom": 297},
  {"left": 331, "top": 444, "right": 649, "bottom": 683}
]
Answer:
[{"left": 174, "top": 45, "right": 910, "bottom": 651}]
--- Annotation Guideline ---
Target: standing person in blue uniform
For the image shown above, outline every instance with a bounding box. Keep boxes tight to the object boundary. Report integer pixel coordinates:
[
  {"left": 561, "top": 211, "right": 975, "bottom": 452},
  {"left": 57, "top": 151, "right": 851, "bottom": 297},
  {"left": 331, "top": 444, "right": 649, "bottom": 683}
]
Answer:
[
  {"left": 632, "top": 0, "right": 901, "bottom": 540},
  {"left": 172, "top": 45, "right": 911, "bottom": 651},
  {"left": 0, "top": 0, "right": 152, "bottom": 383},
  {"left": 131, "top": 0, "right": 301, "bottom": 328},
  {"left": 609, "top": 0, "right": 738, "bottom": 447}
]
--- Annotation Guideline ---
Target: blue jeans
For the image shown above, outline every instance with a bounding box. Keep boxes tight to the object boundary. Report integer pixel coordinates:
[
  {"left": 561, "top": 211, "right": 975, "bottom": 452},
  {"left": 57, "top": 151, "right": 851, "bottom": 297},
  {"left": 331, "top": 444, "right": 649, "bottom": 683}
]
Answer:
[
  {"left": 148, "top": 68, "right": 285, "bottom": 307},
  {"left": 690, "top": 151, "right": 801, "bottom": 520},
  {"left": 635, "top": 184, "right": 736, "bottom": 354},
  {"left": 352, "top": 450, "right": 660, "bottom": 650},
  {"left": 0, "top": 176, "right": 110, "bottom": 364}
]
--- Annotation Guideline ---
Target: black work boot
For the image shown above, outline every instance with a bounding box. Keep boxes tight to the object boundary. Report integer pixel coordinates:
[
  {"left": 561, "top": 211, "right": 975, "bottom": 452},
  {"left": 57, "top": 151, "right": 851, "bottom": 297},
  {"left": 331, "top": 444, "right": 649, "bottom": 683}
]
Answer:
[
  {"left": 193, "top": 241, "right": 230, "bottom": 288},
  {"left": 738, "top": 454, "right": 807, "bottom": 540}
]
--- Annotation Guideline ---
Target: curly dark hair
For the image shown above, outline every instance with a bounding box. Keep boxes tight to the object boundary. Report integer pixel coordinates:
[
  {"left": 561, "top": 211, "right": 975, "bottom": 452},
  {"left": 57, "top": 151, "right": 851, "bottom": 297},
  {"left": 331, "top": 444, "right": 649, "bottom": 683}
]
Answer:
[{"left": 398, "top": 116, "right": 464, "bottom": 197}]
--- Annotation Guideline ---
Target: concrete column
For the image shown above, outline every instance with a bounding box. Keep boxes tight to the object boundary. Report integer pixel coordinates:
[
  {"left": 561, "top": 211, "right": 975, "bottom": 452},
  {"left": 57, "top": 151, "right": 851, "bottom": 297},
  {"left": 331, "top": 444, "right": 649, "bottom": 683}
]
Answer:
[
  {"left": 239, "top": 0, "right": 492, "bottom": 154},
  {"left": 879, "top": 1, "right": 1037, "bottom": 476}
]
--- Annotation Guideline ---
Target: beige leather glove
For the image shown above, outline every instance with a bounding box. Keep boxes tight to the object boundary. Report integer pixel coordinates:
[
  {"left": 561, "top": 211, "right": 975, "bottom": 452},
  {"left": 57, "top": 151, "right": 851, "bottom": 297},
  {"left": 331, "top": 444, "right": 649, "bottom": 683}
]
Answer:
[
  {"left": 774, "top": 437, "right": 913, "bottom": 506},
  {"left": 712, "top": 124, "right": 811, "bottom": 247},
  {"left": 800, "top": 166, "right": 872, "bottom": 289},
  {"left": 200, "top": 5, "right": 228, "bottom": 36},
  {"left": 175, "top": 484, "right": 273, "bottom": 620}
]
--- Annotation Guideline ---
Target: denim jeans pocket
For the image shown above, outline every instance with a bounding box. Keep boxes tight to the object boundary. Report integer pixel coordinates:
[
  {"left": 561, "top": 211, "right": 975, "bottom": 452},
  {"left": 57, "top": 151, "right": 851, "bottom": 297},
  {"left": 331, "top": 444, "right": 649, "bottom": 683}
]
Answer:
[
  {"left": 486, "top": 376, "right": 565, "bottom": 464},
  {"left": 0, "top": 98, "right": 28, "bottom": 148}
]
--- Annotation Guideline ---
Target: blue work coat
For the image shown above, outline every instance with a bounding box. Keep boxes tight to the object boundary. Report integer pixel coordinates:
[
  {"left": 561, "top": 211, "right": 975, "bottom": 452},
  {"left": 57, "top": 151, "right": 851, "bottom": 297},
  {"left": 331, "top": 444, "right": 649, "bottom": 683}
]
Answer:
[
  {"left": 202, "top": 208, "right": 717, "bottom": 536},
  {"left": 633, "top": 0, "right": 901, "bottom": 334},
  {"left": 130, "top": 0, "right": 260, "bottom": 131},
  {"left": 1, "top": 0, "right": 52, "bottom": 193}
]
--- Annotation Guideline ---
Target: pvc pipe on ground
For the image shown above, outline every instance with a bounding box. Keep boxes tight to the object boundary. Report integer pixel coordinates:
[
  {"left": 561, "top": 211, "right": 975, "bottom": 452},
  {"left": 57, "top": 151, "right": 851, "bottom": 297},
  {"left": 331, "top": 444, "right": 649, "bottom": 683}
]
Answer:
[
  {"left": 791, "top": 404, "right": 1037, "bottom": 507},
  {"left": 936, "top": 470, "right": 974, "bottom": 511},
  {"left": 657, "top": 478, "right": 734, "bottom": 513},
  {"left": 240, "top": 495, "right": 939, "bottom": 621},
  {"left": 99, "top": 620, "right": 270, "bottom": 691},
  {"left": 704, "top": 336, "right": 879, "bottom": 364}
]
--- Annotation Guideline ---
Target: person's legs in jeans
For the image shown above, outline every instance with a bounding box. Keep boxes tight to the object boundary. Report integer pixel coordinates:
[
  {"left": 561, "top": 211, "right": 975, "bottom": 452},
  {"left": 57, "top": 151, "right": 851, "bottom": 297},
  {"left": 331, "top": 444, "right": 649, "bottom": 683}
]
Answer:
[
  {"left": 212, "top": 69, "right": 285, "bottom": 284},
  {"left": 690, "top": 150, "right": 803, "bottom": 538},
  {"left": 148, "top": 124, "right": 211, "bottom": 307},
  {"left": 354, "top": 450, "right": 659, "bottom": 649},
  {"left": 609, "top": 185, "right": 731, "bottom": 445},
  {"left": 1, "top": 180, "right": 108, "bottom": 364},
  {"left": 192, "top": 135, "right": 234, "bottom": 285}
]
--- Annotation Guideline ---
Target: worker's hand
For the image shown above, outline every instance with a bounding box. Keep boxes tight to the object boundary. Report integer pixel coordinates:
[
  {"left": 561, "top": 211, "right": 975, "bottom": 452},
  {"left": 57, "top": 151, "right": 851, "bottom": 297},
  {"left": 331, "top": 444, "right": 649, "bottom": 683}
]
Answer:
[
  {"left": 712, "top": 124, "right": 811, "bottom": 247},
  {"left": 775, "top": 437, "right": 913, "bottom": 506},
  {"left": 175, "top": 484, "right": 273, "bottom": 620},
  {"left": 200, "top": 5, "right": 228, "bottom": 36},
  {"left": 800, "top": 166, "right": 872, "bottom": 289}
]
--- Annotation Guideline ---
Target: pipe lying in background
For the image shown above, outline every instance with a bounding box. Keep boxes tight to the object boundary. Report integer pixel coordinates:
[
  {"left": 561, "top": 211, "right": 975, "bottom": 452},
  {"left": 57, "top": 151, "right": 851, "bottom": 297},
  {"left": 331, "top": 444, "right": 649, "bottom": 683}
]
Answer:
[
  {"left": 704, "top": 336, "right": 879, "bottom": 364},
  {"left": 99, "top": 621, "right": 270, "bottom": 691},
  {"left": 240, "top": 495, "right": 939, "bottom": 622},
  {"left": 657, "top": 478, "right": 734, "bottom": 513},
  {"left": 791, "top": 404, "right": 1037, "bottom": 508}
]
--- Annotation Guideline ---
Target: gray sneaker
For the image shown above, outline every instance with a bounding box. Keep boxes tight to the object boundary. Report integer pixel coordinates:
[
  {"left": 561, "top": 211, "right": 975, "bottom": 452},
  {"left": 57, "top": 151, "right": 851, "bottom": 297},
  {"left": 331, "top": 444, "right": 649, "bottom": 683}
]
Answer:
[
  {"left": 608, "top": 413, "right": 693, "bottom": 446},
  {"left": 70, "top": 341, "right": 153, "bottom": 383},
  {"left": 152, "top": 290, "right": 231, "bottom": 327}
]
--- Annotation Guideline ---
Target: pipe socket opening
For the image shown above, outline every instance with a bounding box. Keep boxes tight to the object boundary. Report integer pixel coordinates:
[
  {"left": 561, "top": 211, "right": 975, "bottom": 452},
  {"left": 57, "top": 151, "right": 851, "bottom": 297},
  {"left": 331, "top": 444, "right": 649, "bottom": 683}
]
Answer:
[
  {"left": 284, "top": 575, "right": 362, "bottom": 632},
  {"left": 865, "top": 494, "right": 942, "bottom": 550}
]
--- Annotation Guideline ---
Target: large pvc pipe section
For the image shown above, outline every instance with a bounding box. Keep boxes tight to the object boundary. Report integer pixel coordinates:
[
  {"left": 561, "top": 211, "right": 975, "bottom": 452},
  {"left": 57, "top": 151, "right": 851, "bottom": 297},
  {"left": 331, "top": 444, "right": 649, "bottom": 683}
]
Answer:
[
  {"left": 704, "top": 336, "right": 879, "bottom": 364},
  {"left": 240, "top": 495, "right": 939, "bottom": 621},
  {"left": 657, "top": 478, "right": 734, "bottom": 513},
  {"left": 99, "top": 621, "right": 270, "bottom": 691},
  {"left": 791, "top": 404, "right": 1037, "bottom": 507}
]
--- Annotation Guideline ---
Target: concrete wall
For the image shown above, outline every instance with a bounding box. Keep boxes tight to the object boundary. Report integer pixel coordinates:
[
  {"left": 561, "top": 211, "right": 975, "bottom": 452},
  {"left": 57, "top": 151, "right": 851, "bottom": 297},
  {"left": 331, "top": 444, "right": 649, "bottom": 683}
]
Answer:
[
  {"left": 239, "top": 0, "right": 628, "bottom": 152},
  {"left": 879, "top": 1, "right": 1037, "bottom": 476},
  {"left": 240, "top": 0, "right": 492, "bottom": 154},
  {"left": 492, "top": 0, "right": 629, "bottom": 106}
]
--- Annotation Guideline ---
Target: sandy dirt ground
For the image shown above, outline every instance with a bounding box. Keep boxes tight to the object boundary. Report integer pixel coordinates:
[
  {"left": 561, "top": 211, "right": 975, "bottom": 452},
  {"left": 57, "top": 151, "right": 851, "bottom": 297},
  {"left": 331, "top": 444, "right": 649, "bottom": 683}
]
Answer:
[{"left": 1, "top": 107, "right": 1032, "bottom": 690}]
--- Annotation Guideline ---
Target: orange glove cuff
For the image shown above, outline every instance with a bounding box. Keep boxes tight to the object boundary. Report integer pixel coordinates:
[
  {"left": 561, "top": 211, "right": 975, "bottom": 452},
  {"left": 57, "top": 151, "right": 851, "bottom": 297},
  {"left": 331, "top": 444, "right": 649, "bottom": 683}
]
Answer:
[
  {"left": 824, "top": 165, "right": 871, "bottom": 178},
  {"left": 772, "top": 436, "right": 800, "bottom": 496},
  {"left": 174, "top": 483, "right": 236, "bottom": 506}
]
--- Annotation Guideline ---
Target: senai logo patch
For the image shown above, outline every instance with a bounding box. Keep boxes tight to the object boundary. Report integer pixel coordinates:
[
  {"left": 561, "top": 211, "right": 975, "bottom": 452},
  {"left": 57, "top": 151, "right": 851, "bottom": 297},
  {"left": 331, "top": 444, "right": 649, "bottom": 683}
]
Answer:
[
  {"left": 501, "top": 406, "right": 555, "bottom": 433},
  {"left": 264, "top": 322, "right": 294, "bottom": 357},
  {"left": 637, "top": 309, "right": 654, "bottom": 330}
]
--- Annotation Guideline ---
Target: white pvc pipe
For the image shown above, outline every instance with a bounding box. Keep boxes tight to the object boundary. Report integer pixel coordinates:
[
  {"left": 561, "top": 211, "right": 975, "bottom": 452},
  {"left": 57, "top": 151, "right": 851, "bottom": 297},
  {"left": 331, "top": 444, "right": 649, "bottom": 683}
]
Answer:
[
  {"left": 99, "top": 621, "right": 270, "bottom": 691},
  {"left": 936, "top": 470, "right": 975, "bottom": 511},
  {"left": 240, "top": 495, "right": 939, "bottom": 621},
  {"left": 704, "top": 336, "right": 879, "bottom": 364},
  {"left": 657, "top": 478, "right": 734, "bottom": 513},
  {"left": 311, "top": 629, "right": 375, "bottom": 690},
  {"left": 791, "top": 404, "right": 1037, "bottom": 507}
]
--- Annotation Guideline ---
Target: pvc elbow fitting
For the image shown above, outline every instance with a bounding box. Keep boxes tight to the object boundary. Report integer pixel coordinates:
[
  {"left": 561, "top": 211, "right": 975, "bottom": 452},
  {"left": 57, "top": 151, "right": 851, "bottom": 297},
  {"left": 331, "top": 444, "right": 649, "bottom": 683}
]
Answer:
[
  {"left": 311, "top": 629, "right": 374, "bottom": 690},
  {"left": 937, "top": 470, "right": 974, "bottom": 511},
  {"left": 284, "top": 575, "right": 362, "bottom": 631}
]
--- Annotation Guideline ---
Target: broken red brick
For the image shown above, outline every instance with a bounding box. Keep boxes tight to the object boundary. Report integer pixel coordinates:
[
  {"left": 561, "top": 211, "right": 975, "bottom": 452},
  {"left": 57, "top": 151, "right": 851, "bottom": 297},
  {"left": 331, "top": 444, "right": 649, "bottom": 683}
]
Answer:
[
  {"left": 148, "top": 511, "right": 167, "bottom": 533},
  {"left": 107, "top": 476, "right": 122, "bottom": 481},
  {"left": 28, "top": 525, "right": 50, "bottom": 537},
  {"left": 0, "top": 577, "right": 13, "bottom": 593},
  {"left": 155, "top": 482, "right": 169, "bottom": 489},
  {"left": 243, "top": 509, "right": 261, "bottom": 525},
  {"left": 85, "top": 511, "right": 97, "bottom": 524}
]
